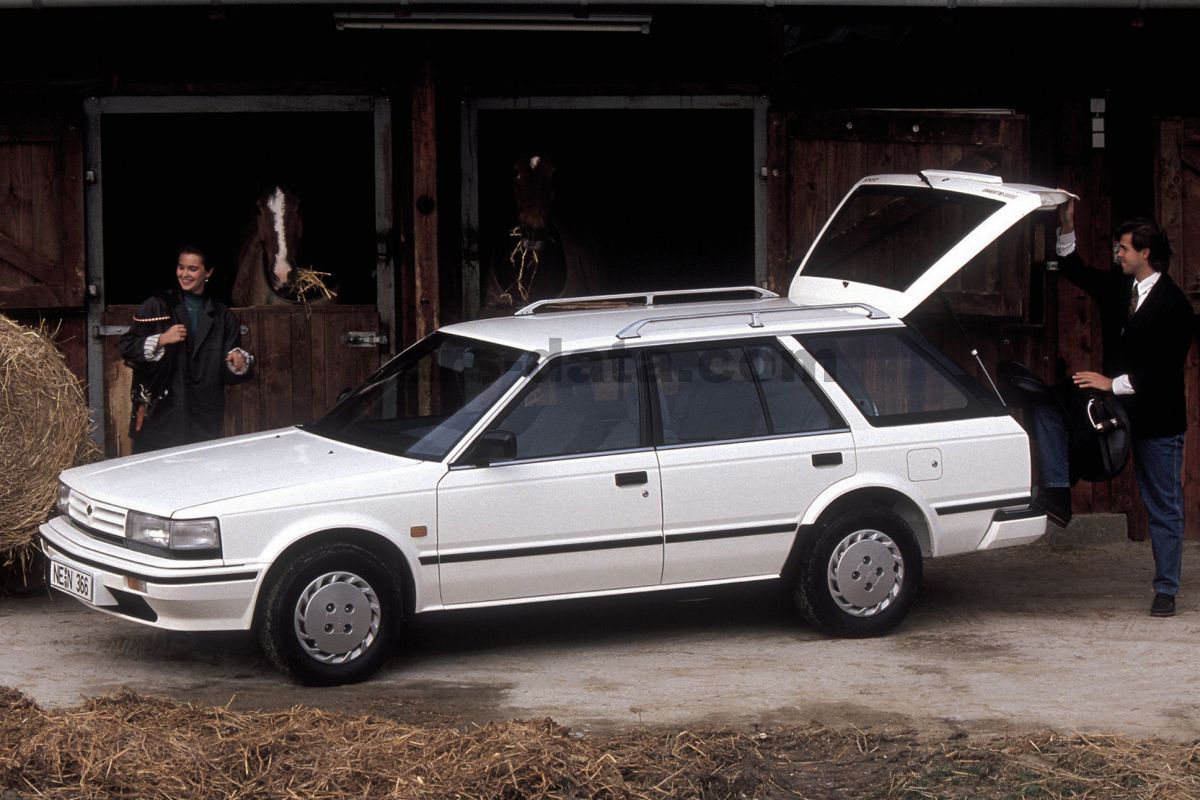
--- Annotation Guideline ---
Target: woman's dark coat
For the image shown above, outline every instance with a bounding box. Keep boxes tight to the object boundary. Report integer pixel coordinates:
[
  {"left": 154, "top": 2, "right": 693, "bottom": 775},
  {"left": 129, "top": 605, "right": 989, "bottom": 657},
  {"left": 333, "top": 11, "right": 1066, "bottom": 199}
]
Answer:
[{"left": 118, "top": 288, "right": 252, "bottom": 453}]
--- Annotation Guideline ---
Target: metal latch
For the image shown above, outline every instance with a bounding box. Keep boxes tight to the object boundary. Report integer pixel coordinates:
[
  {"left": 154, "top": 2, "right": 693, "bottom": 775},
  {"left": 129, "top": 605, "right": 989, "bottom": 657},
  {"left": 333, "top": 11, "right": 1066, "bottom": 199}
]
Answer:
[
  {"left": 95, "top": 325, "right": 130, "bottom": 337},
  {"left": 342, "top": 331, "right": 388, "bottom": 348}
]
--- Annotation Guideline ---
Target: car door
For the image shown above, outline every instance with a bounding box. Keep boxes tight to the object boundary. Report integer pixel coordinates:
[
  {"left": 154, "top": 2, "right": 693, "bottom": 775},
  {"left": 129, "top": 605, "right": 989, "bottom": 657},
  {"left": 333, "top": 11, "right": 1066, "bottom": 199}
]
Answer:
[
  {"left": 435, "top": 350, "right": 662, "bottom": 606},
  {"left": 650, "top": 340, "right": 855, "bottom": 585}
]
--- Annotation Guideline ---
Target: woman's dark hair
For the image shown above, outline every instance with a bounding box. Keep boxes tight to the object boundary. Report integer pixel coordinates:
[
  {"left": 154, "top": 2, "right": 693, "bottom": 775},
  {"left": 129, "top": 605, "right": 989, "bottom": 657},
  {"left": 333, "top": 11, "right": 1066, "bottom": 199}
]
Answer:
[
  {"left": 177, "top": 244, "right": 207, "bottom": 263},
  {"left": 1114, "top": 218, "right": 1172, "bottom": 272}
]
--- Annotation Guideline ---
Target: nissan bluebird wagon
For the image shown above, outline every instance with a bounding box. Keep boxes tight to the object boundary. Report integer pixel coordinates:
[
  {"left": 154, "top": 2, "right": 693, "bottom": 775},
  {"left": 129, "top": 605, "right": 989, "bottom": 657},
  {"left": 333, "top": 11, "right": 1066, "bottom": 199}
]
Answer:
[{"left": 42, "top": 170, "right": 1069, "bottom": 684}]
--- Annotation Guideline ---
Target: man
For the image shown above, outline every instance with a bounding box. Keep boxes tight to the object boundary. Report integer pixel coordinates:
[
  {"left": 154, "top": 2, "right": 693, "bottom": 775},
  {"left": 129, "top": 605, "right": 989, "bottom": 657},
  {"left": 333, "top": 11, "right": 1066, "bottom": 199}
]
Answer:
[{"left": 1033, "top": 199, "right": 1192, "bottom": 617}]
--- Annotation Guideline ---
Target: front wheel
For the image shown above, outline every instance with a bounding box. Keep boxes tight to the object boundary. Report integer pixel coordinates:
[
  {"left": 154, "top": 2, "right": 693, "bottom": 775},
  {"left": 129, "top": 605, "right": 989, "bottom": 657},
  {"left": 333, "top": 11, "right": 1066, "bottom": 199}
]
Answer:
[
  {"left": 794, "top": 507, "right": 922, "bottom": 637},
  {"left": 256, "top": 543, "right": 403, "bottom": 686}
]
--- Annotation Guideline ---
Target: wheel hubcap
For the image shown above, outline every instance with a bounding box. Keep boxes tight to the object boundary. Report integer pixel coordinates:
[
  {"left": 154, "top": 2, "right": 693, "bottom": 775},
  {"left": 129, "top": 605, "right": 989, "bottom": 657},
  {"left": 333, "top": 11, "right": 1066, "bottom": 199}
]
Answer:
[
  {"left": 827, "top": 529, "right": 903, "bottom": 616},
  {"left": 293, "top": 571, "right": 380, "bottom": 663}
]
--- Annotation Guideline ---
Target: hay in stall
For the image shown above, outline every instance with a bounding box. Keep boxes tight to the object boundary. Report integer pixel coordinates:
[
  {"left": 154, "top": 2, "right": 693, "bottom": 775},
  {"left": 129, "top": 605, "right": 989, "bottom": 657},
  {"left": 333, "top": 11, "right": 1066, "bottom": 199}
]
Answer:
[{"left": 0, "top": 315, "right": 97, "bottom": 588}]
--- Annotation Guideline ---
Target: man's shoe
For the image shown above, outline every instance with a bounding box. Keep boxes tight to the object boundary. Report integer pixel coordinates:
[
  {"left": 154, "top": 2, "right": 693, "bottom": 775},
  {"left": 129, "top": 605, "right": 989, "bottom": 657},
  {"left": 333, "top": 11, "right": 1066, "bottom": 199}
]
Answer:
[
  {"left": 1033, "top": 487, "right": 1073, "bottom": 527},
  {"left": 1150, "top": 593, "right": 1176, "bottom": 617}
]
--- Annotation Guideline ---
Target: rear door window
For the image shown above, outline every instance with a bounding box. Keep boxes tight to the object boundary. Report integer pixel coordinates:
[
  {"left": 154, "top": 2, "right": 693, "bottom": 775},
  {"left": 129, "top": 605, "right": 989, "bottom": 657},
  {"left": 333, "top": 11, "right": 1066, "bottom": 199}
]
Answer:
[
  {"left": 649, "top": 342, "right": 843, "bottom": 445},
  {"left": 744, "top": 344, "right": 845, "bottom": 435}
]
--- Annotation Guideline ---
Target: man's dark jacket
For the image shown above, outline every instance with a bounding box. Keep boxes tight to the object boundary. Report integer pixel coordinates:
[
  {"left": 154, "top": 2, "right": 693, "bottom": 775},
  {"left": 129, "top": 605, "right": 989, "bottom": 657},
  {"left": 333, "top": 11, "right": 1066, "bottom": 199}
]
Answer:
[
  {"left": 118, "top": 288, "right": 252, "bottom": 453},
  {"left": 1059, "top": 251, "right": 1193, "bottom": 438}
]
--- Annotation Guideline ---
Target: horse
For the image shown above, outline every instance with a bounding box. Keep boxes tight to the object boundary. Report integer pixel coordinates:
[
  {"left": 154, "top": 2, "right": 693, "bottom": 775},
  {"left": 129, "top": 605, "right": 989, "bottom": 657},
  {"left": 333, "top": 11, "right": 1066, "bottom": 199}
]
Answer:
[
  {"left": 231, "top": 186, "right": 336, "bottom": 307},
  {"left": 484, "top": 154, "right": 603, "bottom": 310}
]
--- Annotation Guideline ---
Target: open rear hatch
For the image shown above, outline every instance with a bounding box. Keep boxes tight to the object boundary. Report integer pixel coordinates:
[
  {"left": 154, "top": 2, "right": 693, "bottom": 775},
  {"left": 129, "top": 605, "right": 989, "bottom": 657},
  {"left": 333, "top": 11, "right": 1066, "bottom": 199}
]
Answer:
[{"left": 787, "top": 170, "right": 1076, "bottom": 318}]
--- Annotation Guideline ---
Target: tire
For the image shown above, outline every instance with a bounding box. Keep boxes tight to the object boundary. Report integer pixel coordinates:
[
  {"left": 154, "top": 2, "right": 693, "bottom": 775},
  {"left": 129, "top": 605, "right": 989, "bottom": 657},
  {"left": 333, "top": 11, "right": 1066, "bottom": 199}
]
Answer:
[
  {"left": 256, "top": 543, "right": 403, "bottom": 686},
  {"left": 794, "top": 506, "right": 922, "bottom": 637}
]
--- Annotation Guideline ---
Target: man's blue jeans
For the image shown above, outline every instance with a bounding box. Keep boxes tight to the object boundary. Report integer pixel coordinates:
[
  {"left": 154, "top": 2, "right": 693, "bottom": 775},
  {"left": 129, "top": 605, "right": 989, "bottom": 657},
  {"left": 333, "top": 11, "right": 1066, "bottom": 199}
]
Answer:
[
  {"left": 1031, "top": 397, "right": 1071, "bottom": 489},
  {"left": 1133, "top": 433, "right": 1186, "bottom": 597},
  {"left": 1032, "top": 399, "right": 1185, "bottom": 596}
]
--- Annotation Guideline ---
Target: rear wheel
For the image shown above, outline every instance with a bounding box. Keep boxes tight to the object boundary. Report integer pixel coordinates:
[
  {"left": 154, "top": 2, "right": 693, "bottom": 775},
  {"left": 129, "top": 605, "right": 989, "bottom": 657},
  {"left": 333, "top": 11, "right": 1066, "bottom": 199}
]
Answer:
[
  {"left": 256, "top": 543, "right": 402, "bottom": 685},
  {"left": 794, "top": 507, "right": 922, "bottom": 637}
]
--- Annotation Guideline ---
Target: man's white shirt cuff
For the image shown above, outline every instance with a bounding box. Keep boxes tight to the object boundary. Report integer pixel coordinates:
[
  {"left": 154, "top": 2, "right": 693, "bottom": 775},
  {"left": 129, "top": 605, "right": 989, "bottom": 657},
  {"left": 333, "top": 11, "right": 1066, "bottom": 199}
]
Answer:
[
  {"left": 1112, "top": 375, "right": 1134, "bottom": 395},
  {"left": 1056, "top": 228, "right": 1076, "bottom": 257}
]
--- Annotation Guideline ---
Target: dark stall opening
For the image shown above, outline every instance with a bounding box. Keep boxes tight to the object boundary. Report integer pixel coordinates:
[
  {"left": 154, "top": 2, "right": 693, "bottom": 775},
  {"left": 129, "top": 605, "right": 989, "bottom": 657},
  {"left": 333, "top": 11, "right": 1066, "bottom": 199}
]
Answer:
[
  {"left": 476, "top": 108, "right": 755, "bottom": 308},
  {"left": 101, "top": 112, "right": 377, "bottom": 307}
]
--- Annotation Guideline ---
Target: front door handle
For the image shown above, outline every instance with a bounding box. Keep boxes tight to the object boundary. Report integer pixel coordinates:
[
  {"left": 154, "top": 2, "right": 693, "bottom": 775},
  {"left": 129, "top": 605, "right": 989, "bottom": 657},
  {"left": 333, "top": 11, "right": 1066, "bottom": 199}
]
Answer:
[{"left": 615, "top": 471, "right": 648, "bottom": 487}]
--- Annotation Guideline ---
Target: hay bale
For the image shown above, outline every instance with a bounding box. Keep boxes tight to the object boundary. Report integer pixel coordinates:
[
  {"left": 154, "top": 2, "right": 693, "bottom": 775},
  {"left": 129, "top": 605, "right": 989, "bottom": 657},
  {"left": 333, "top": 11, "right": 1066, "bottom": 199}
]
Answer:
[{"left": 0, "top": 315, "right": 96, "bottom": 576}]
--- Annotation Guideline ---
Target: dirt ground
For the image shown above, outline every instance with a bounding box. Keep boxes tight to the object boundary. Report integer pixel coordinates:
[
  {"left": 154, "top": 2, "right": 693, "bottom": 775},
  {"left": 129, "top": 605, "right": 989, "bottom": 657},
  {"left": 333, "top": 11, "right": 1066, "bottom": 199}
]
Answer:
[{"left": 3, "top": 515, "right": 1199, "bottom": 745}]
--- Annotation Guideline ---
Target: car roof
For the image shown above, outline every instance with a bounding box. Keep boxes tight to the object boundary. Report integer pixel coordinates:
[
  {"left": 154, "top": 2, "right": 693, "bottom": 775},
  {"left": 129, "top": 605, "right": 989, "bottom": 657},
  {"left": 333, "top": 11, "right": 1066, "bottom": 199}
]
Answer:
[{"left": 439, "top": 290, "right": 904, "bottom": 355}]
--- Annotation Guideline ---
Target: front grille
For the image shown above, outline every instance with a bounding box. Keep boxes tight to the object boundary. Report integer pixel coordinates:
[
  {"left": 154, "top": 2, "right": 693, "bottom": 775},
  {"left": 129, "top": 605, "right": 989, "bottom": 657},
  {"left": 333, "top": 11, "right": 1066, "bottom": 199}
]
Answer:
[{"left": 67, "top": 491, "right": 127, "bottom": 538}]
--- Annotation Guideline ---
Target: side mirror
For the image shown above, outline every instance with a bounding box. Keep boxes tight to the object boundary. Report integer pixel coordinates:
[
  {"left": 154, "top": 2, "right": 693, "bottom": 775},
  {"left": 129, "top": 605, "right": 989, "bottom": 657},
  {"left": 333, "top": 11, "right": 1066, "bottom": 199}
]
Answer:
[{"left": 467, "top": 430, "right": 516, "bottom": 466}]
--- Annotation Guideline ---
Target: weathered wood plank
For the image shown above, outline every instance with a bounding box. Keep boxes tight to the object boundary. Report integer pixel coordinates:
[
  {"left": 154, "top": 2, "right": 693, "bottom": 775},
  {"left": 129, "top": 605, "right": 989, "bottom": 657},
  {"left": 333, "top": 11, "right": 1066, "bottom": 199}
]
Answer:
[
  {"left": 412, "top": 60, "right": 440, "bottom": 346},
  {"left": 290, "top": 307, "right": 314, "bottom": 424},
  {"left": 765, "top": 112, "right": 790, "bottom": 293},
  {"left": 308, "top": 306, "right": 329, "bottom": 420},
  {"left": 787, "top": 128, "right": 828, "bottom": 267},
  {"left": 258, "top": 310, "right": 294, "bottom": 430},
  {"left": 59, "top": 120, "right": 85, "bottom": 307}
]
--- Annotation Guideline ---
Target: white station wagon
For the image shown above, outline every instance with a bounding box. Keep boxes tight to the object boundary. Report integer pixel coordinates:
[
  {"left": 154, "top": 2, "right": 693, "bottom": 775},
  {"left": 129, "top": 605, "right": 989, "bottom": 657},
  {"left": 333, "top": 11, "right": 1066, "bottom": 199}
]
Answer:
[{"left": 42, "top": 170, "right": 1069, "bottom": 685}]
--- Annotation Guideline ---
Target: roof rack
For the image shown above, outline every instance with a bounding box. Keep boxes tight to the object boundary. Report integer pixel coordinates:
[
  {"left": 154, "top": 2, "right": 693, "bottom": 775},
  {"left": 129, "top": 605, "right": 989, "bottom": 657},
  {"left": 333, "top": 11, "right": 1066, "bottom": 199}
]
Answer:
[
  {"left": 615, "top": 302, "right": 889, "bottom": 340},
  {"left": 514, "top": 286, "right": 778, "bottom": 316}
]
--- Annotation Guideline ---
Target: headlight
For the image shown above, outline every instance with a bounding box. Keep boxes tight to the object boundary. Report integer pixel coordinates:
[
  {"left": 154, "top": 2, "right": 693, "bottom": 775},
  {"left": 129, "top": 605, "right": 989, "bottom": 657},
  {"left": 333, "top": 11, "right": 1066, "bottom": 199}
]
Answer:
[
  {"left": 126, "top": 511, "right": 221, "bottom": 554},
  {"left": 56, "top": 480, "right": 72, "bottom": 517}
]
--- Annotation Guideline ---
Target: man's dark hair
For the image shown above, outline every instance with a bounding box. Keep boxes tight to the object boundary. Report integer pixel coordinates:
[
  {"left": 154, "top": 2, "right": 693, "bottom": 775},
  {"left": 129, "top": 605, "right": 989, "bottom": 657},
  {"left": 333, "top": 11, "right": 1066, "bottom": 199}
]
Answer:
[
  {"left": 177, "top": 244, "right": 207, "bottom": 263},
  {"left": 1114, "top": 218, "right": 1172, "bottom": 272}
]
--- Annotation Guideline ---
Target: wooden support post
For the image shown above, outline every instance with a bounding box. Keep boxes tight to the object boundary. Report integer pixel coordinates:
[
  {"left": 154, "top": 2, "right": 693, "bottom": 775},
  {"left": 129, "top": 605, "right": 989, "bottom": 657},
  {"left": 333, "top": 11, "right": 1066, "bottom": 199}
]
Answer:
[{"left": 411, "top": 62, "right": 439, "bottom": 345}]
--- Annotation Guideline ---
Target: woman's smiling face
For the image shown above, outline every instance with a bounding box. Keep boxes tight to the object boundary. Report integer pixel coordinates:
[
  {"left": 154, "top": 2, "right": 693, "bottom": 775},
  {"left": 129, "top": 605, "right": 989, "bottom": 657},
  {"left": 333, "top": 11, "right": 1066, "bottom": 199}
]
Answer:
[{"left": 176, "top": 252, "right": 212, "bottom": 295}]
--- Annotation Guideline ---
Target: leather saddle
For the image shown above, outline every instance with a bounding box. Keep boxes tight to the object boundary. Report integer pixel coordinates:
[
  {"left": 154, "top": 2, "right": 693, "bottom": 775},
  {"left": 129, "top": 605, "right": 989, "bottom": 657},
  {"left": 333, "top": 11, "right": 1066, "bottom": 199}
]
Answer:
[{"left": 998, "top": 360, "right": 1130, "bottom": 483}]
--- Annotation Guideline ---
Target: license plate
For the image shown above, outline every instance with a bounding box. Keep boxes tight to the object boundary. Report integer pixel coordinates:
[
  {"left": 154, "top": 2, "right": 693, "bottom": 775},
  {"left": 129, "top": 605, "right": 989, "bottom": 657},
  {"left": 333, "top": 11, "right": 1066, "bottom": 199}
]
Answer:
[{"left": 49, "top": 558, "right": 93, "bottom": 603}]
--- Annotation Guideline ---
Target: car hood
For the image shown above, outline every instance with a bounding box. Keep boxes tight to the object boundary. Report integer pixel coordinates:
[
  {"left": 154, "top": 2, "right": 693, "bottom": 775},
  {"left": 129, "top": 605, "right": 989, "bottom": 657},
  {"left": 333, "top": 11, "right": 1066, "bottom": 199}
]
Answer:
[
  {"left": 61, "top": 427, "right": 417, "bottom": 516},
  {"left": 788, "top": 170, "right": 1076, "bottom": 318}
]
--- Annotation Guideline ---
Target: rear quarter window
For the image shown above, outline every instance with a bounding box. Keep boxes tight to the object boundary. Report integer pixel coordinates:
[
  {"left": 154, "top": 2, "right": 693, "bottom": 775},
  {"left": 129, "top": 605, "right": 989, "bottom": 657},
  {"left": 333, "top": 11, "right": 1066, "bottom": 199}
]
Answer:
[{"left": 795, "top": 328, "right": 1002, "bottom": 426}]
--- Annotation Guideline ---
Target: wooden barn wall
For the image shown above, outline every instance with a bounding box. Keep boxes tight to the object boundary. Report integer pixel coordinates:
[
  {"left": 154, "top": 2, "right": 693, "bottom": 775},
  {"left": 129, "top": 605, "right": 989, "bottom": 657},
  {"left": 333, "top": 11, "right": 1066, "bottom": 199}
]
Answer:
[
  {"left": 1157, "top": 118, "right": 1200, "bottom": 540},
  {"left": 0, "top": 114, "right": 85, "bottom": 311},
  {"left": 1, "top": 112, "right": 89, "bottom": 404}
]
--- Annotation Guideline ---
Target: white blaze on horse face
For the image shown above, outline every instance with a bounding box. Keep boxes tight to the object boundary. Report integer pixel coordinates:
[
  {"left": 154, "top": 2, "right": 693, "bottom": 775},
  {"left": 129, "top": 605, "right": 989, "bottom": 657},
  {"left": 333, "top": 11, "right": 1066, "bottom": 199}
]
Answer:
[{"left": 267, "top": 188, "right": 293, "bottom": 289}]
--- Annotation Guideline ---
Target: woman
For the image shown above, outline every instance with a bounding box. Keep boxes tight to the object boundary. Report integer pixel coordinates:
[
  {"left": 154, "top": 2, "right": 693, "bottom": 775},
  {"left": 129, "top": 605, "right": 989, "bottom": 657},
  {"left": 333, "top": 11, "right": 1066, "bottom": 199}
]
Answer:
[{"left": 118, "top": 246, "right": 255, "bottom": 453}]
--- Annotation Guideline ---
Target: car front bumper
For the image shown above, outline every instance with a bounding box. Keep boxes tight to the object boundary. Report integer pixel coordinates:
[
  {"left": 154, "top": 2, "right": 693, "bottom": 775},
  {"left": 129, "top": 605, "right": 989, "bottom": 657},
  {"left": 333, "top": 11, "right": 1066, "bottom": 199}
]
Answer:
[{"left": 38, "top": 515, "right": 263, "bottom": 632}]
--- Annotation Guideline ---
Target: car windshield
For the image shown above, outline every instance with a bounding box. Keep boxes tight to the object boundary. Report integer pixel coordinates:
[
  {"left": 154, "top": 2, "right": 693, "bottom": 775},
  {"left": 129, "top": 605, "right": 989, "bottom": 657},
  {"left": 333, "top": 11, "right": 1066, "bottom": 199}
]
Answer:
[
  {"left": 802, "top": 185, "right": 1005, "bottom": 292},
  {"left": 306, "top": 333, "right": 539, "bottom": 460}
]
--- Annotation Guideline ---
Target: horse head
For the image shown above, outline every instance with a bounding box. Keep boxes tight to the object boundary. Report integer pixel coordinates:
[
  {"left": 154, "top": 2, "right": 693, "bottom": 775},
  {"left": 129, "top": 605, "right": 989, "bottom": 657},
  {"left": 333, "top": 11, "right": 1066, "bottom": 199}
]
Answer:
[
  {"left": 256, "top": 186, "right": 303, "bottom": 295},
  {"left": 512, "top": 154, "right": 557, "bottom": 254},
  {"left": 486, "top": 152, "right": 601, "bottom": 307},
  {"left": 233, "top": 185, "right": 334, "bottom": 307}
]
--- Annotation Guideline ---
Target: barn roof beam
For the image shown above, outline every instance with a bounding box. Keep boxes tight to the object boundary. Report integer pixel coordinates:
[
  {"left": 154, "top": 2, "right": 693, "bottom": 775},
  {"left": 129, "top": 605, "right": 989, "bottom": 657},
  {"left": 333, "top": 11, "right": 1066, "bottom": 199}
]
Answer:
[{"left": 0, "top": 0, "right": 1195, "bottom": 8}]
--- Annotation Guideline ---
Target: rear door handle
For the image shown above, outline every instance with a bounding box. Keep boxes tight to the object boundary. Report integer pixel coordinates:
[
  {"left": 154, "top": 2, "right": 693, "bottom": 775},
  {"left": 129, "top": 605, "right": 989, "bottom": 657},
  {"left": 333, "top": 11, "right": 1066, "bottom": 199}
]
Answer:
[
  {"left": 615, "top": 471, "right": 648, "bottom": 487},
  {"left": 812, "top": 452, "right": 843, "bottom": 467}
]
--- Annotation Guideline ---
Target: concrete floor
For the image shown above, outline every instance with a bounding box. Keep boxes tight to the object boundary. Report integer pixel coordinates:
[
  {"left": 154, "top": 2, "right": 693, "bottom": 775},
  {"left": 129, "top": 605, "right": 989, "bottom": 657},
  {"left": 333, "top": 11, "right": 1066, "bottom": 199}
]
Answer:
[{"left": 4, "top": 515, "right": 1198, "bottom": 740}]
